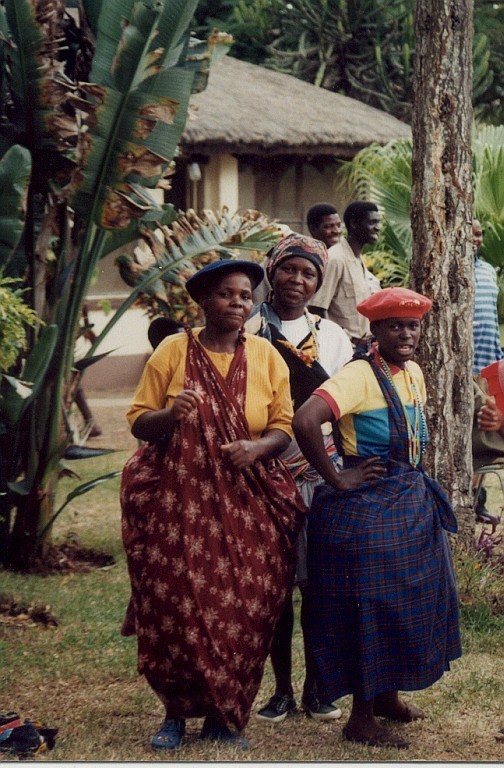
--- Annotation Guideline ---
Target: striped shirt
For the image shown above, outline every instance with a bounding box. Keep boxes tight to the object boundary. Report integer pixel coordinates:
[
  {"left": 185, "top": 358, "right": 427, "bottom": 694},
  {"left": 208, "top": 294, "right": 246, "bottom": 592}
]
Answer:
[
  {"left": 314, "top": 350, "right": 427, "bottom": 458},
  {"left": 473, "top": 257, "right": 503, "bottom": 374}
]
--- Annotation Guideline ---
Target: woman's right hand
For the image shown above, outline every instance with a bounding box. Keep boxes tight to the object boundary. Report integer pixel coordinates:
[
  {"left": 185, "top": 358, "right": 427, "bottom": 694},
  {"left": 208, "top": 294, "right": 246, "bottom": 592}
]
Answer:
[
  {"left": 333, "top": 457, "right": 387, "bottom": 491},
  {"left": 477, "top": 395, "right": 503, "bottom": 432},
  {"left": 171, "top": 389, "right": 204, "bottom": 421}
]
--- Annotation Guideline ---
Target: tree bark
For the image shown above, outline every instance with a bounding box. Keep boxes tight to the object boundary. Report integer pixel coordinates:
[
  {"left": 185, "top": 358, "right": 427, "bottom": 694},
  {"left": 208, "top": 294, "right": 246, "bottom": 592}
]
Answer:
[{"left": 410, "top": 0, "right": 474, "bottom": 546}]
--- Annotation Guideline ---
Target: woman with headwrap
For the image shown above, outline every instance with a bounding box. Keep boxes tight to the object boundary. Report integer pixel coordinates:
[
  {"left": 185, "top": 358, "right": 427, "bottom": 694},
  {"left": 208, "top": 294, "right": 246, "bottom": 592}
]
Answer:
[
  {"left": 120, "top": 259, "right": 305, "bottom": 751},
  {"left": 247, "top": 233, "right": 353, "bottom": 723}
]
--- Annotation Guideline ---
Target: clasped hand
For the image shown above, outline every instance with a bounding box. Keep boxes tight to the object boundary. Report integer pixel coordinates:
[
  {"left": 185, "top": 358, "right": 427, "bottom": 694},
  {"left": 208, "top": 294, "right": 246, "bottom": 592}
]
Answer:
[
  {"left": 221, "top": 440, "right": 259, "bottom": 469},
  {"left": 172, "top": 390, "right": 258, "bottom": 468},
  {"left": 171, "top": 389, "right": 204, "bottom": 420}
]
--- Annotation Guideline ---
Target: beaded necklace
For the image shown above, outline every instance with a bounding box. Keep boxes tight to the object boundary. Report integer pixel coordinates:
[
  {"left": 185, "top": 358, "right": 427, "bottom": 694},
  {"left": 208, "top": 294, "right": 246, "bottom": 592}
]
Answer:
[
  {"left": 303, "top": 308, "right": 321, "bottom": 360},
  {"left": 378, "top": 354, "right": 427, "bottom": 467}
]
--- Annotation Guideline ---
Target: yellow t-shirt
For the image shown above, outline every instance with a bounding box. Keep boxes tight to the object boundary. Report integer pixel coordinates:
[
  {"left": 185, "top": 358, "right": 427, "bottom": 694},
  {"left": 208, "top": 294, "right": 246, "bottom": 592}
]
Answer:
[{"left": 127, "top": 329, "right": 294, "bottom": 440}]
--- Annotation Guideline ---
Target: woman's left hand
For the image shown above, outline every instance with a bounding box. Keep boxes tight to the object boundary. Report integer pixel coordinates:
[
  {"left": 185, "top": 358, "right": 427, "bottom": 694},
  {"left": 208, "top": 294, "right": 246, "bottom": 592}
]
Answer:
[{"left": 221, "top": 439, "right": 260, "bottom": 468}]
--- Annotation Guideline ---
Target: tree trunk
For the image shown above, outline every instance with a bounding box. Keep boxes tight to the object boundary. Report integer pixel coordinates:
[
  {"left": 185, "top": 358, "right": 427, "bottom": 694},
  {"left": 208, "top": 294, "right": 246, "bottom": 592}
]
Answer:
[{"left": 410, "top": 0, "right": 474, "bottom": 547}]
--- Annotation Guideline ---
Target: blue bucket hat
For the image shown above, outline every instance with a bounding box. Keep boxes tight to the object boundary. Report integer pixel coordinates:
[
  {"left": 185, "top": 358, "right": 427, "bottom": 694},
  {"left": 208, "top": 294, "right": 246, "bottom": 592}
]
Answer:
[{"left": 185, "top": 259, "right": 265, "bottom": 302}]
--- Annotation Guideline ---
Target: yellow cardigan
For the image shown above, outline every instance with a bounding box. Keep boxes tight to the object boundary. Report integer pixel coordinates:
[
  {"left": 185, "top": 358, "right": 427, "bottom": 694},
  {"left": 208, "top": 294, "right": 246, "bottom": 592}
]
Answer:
[{"left": 127, "top": 329, "right": 294, "bottom": 440}]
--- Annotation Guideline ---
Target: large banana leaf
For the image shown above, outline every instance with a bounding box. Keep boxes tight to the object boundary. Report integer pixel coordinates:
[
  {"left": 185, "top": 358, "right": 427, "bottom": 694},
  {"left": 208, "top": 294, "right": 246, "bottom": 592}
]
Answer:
[
  {"left": 71, "top": 1, "right": 229, "bottom": 231},
  {"left": 80, "top": 0, "right": 103, "bottom": 38},
  {"left": 0, "top": 5, "right": 11, "bottom": 155},
  {"left": 2, "top": 1, "right": 46, "bottom": 140},
  {"left": 2, "top": 1, "right": 72, "bottom": 185},
  {"left": 0, "top": 145, "right": 31, "bottom": 268},
  {"left": 88, "top": 210, "right": 283, "bottom": 354}
]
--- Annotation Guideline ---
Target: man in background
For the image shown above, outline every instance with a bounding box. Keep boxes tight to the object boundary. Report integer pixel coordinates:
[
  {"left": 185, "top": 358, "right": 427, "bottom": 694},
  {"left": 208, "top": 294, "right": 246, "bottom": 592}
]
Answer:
[
  {"left": 306, "top": 203, "right": 342, "bottom": 250},
  {"left": 309, "top": 201, "right": 381, "bottom": 347}
]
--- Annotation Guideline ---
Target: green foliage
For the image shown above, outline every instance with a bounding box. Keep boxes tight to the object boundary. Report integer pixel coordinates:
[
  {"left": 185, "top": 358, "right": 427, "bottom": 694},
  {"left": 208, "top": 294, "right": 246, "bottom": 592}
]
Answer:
[
  {"left": 340, "top": 125, "right": 504, "bottom": 290},
  {"left": 0, "top": 0, "right": 233, "bottom": 569},
  {"left": 194, "top": 1, "right": 283, "bottom": 63},
  {"left": 0, "top": 278, "right": 38, "bottom": 373},
  {"left": 0, "top": 146, "right": 31, "bottom": 267},
  {"left": 473, "top": 1, "right": 504, "bottom": 125},
  {"left": 195, "top": 0, "right": 504, "bottom": 124}
]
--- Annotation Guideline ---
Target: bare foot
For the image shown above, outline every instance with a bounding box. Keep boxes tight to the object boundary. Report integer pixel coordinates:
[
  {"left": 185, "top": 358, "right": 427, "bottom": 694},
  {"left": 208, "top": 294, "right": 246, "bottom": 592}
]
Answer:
[
  {"left": 373, "top": 693, "right": 425, "bottom": 723},
  {"left": 88, "top": 423, "right": 102, "bottom": 438},
  {"left": 343, "top": 722, "right": 409, "bottom": 749}
]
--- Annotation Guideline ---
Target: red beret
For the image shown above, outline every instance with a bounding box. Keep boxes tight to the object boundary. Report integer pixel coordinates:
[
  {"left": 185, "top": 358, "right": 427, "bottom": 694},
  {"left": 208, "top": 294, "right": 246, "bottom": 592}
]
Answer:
[{"left": 357, "top": 287, "right": 433, "bottom": 321}]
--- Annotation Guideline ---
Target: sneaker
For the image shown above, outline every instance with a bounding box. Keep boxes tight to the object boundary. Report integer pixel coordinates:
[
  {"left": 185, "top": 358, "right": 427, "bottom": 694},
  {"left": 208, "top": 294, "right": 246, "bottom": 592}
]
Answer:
[
  {"left": 256, "top": 694, "right": 297, "bottom": 723},
  {"left": 302, "top": 692, "right": 342, "bottom": 721}
]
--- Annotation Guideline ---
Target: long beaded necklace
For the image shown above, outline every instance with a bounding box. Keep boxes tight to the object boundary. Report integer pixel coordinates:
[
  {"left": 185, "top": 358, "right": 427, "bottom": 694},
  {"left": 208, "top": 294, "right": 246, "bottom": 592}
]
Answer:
[
  {"left": 303, "top": 308, "right": 321, "bottom": 360},
  {"left": 378, "top": 354, "right": 427, "bottom": 467}
]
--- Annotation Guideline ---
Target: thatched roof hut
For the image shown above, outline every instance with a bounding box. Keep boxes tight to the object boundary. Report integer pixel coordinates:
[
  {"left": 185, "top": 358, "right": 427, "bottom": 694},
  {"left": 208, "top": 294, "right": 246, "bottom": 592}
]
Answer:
[
  {"left": 181, "top": 56, "right": 410, "bottom": 158},
  {"left": 85, "top": 58, "right": 412, "bottom": 392}
]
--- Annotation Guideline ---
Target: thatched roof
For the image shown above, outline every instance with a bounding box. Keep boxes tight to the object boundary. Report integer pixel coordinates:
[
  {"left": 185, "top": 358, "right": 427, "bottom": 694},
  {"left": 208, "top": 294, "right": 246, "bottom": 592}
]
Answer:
[{"left": 181, "top": 56, "right": 410, "bottom": 158}]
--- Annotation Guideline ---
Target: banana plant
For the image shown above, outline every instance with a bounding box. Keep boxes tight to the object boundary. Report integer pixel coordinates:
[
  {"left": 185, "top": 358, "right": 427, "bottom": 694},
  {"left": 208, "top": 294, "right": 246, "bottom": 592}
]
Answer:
[{"left": 0, "top": 0, "right": 232, "bottom": 569}]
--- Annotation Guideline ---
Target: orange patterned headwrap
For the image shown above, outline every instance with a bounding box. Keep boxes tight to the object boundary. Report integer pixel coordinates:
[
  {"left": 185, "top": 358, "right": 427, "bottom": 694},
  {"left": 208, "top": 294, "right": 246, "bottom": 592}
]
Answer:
[{"left": 266, "top": 233, "right": 328, "bottom": 290}]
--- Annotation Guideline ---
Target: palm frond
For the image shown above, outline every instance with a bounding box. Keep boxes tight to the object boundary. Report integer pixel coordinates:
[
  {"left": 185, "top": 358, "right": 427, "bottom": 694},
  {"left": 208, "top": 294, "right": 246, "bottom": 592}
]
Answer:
[{"left": 89, "top": 209, "right": 283, "bottom": 335}]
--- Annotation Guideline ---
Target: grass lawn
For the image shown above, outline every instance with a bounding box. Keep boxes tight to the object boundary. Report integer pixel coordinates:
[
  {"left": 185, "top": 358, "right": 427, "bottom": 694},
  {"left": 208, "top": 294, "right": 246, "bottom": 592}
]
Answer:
[{"left": 1, "top": 393, "right": 503, "bottom": 761}]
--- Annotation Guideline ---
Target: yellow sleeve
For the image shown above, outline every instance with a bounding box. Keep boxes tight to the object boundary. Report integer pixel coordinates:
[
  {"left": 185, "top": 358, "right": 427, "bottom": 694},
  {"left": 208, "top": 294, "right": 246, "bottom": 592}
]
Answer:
[
  {"left": 243, "top": 334, "right": 294, "bottom": 439},
  {"left": 126, "top": 334, "right": 187, "bottom": 428},
  {"left": 265, "top": 343, "right": 294, "bottom": 437},
  {"left": 315, "top": 360, "right": 375, "bottom": 419}
]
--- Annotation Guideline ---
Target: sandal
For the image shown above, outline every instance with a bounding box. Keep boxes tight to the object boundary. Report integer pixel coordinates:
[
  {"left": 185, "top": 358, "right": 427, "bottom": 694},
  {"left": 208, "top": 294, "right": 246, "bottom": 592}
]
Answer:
[{"left": 151, "top": 718, "right": 185, "bottom": 750}]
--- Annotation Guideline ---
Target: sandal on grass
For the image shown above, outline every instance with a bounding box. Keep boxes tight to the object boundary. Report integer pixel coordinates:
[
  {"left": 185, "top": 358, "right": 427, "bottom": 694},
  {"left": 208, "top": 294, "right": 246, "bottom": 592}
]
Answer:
[{"left": 151, "top": 718, "right": 185, "bottom": 750}]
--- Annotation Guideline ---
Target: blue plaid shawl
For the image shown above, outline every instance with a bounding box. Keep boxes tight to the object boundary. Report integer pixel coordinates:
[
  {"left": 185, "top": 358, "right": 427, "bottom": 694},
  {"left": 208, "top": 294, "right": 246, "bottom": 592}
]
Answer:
[{"left": 306, "top": 355, "right": 462, "bottom": 702}]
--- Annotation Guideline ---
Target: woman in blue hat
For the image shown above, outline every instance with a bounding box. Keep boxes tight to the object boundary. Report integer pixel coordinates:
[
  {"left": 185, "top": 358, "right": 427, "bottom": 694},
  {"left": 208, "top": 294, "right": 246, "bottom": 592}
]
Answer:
[{"left": 120, "top": 259, "right": 305, "bottom": 751}]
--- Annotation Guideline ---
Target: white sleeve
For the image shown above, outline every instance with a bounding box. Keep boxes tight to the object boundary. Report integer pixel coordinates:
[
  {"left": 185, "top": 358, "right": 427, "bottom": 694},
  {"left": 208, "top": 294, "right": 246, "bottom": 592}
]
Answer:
[{"left": 317, "top": 319, "right": 354, "bottom": 376}]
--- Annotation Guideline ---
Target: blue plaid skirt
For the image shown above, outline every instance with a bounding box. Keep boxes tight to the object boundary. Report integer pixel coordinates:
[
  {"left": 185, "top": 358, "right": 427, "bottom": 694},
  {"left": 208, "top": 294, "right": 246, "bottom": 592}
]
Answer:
[{"left": 306, "top": 460, "right": 462, "bottom": 702}]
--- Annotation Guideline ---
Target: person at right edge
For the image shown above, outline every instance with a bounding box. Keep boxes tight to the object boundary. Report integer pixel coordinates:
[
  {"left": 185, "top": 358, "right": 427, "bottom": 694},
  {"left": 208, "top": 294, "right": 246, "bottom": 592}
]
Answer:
[
  {"left": 292, "top": 286, "right": 462, "bottom": 749},
  {"left": 472, "top": 218, "right": 503, "bottom": 374}
]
